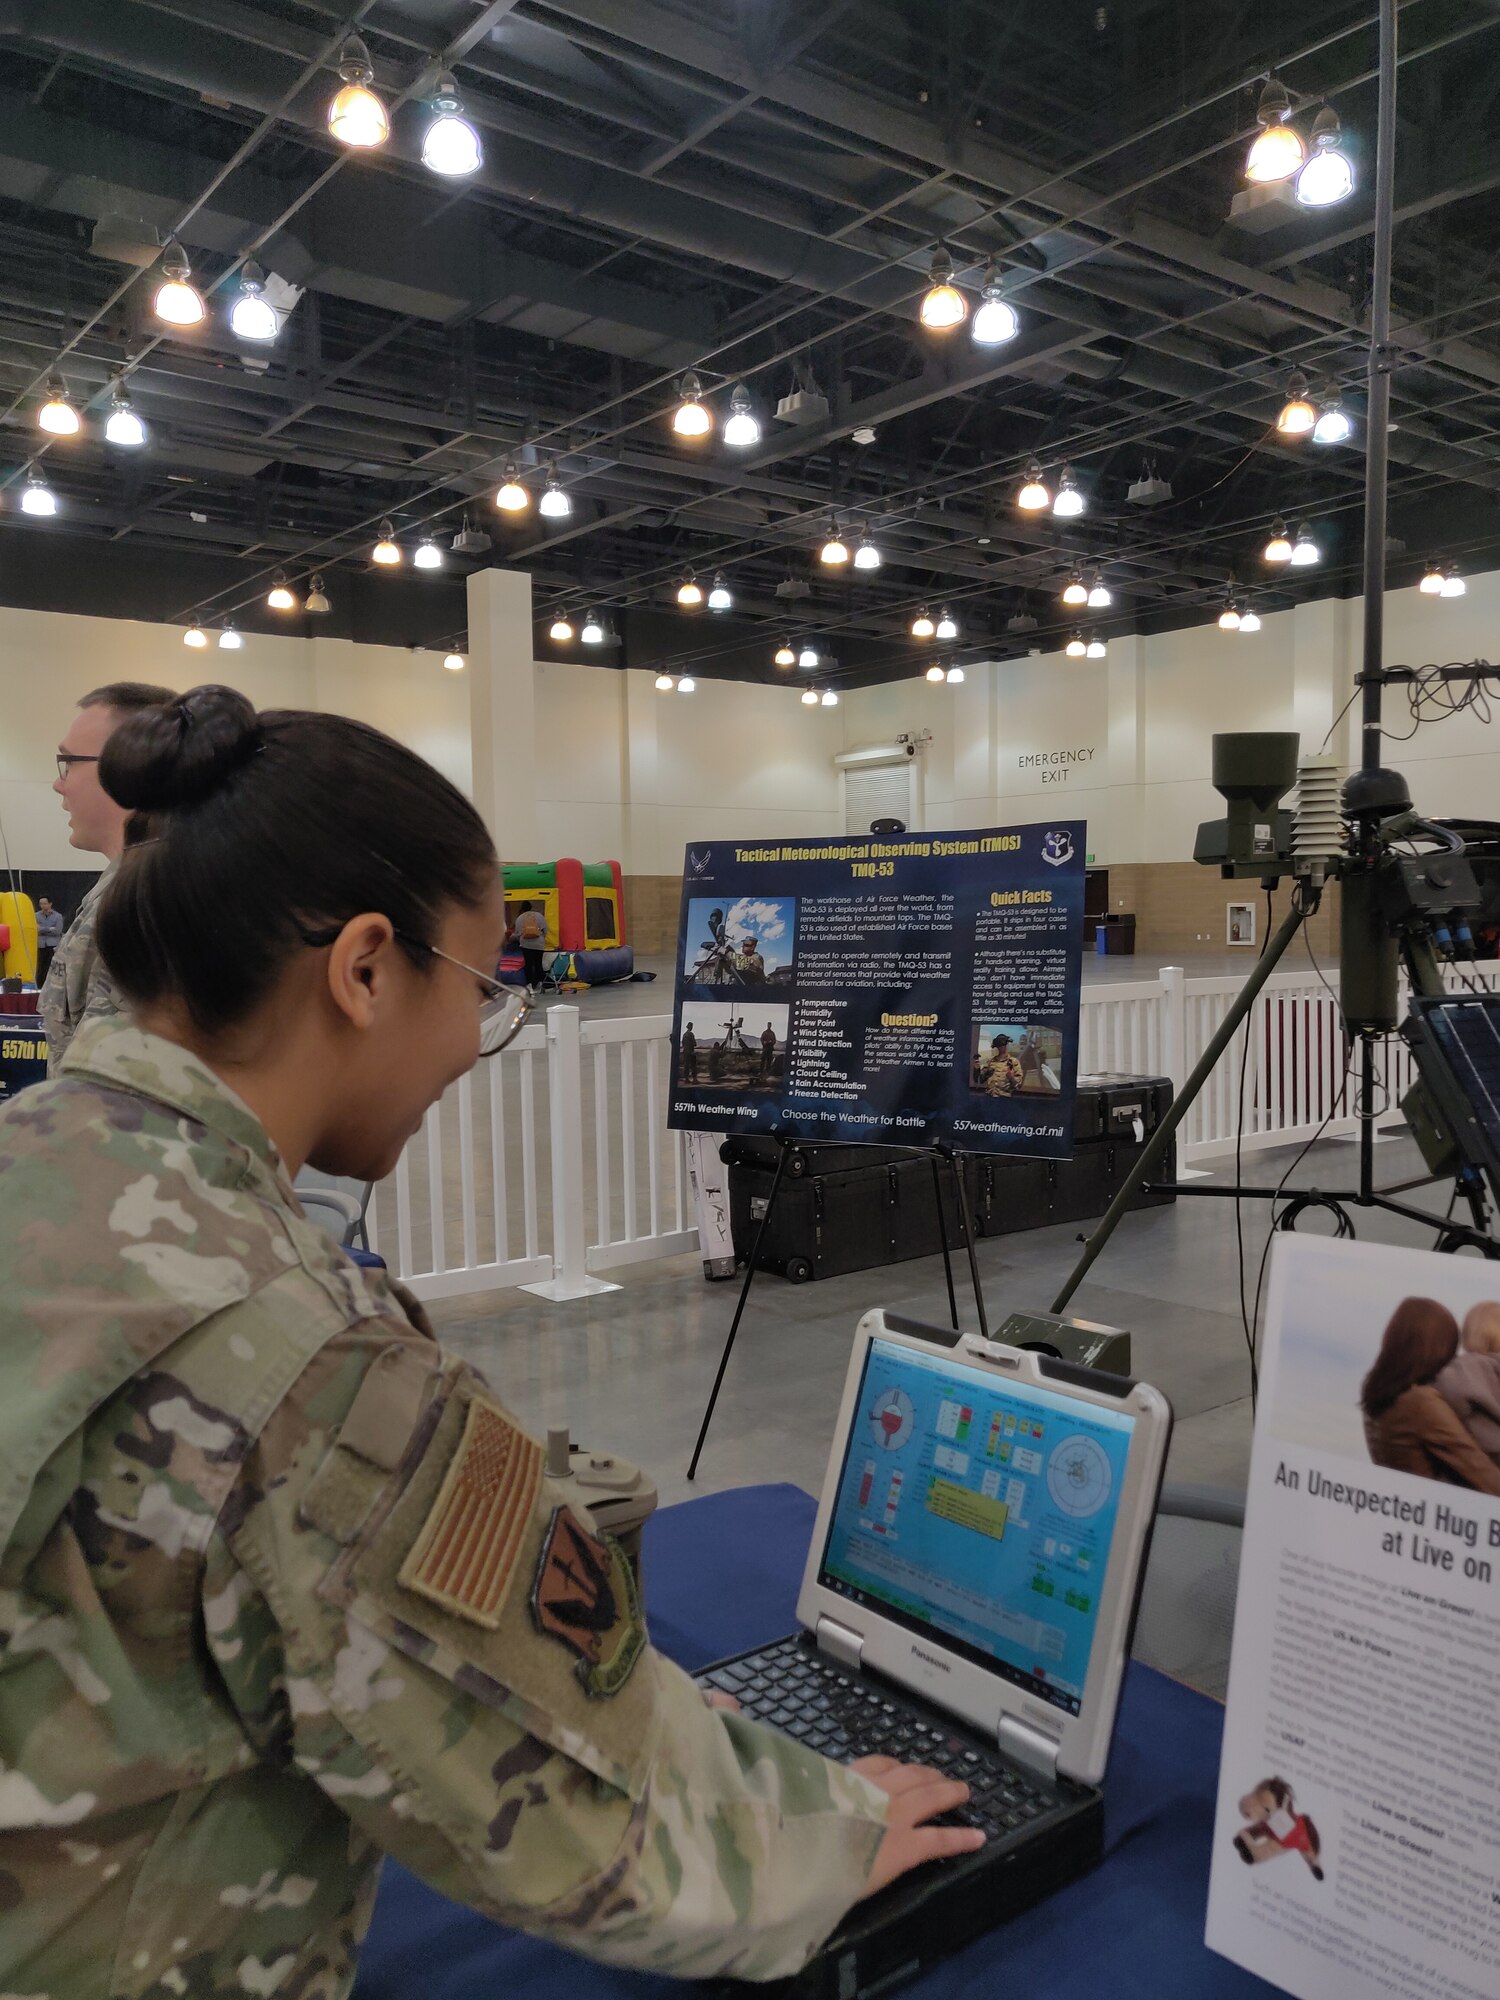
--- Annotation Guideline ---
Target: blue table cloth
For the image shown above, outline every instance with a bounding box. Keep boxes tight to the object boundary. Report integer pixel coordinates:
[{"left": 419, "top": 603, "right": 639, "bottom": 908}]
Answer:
[{"left": 355, "top": 1483, "right": 1276, "bottom": 1999}]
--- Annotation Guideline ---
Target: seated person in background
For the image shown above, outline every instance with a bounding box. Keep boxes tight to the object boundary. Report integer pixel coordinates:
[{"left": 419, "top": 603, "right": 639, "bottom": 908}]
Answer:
[
  {"left": 1360, "top": 1296, "right": 1500, "bottom": 1494},
  {"left": 0, "top": 685, "right": 979, "bottom": 1998},
  {"left": 1435, "top": 1300, "right": 1500, "bottom": 1470}
]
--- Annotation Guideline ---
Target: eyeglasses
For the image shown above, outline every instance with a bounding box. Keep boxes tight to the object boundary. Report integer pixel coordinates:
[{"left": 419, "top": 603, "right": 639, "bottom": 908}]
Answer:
[
  {"left": 56, "top": 752, "right": 100, "bottom": 779},
  {"left": 299, "top": 925, "right": 533, "bottom": 1057}
]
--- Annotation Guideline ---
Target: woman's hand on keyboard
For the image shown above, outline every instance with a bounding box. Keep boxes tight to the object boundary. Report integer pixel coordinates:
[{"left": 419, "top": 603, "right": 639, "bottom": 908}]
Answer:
[{"left": 851, "top": 1756, "right": 986, "bottom": 1895}]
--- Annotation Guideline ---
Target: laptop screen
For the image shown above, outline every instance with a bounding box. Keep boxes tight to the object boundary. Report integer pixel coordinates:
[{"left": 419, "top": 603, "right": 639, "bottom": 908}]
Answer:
[{"left": 817, "top": 1337, "right": 1137, "bottom": 1715}]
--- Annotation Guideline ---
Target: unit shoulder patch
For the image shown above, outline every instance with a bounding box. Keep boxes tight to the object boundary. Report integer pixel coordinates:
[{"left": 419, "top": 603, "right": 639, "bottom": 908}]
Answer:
[
  {"left": 397, "top": 1394, "right": 543, "bottom": 1626},
  {"left": 530, "top": 1506, "right": 645, "bottom": 1699}
]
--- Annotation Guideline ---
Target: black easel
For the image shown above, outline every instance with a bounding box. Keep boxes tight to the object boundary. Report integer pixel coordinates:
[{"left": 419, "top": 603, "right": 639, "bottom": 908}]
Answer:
[{"left": 686, "top": 1134, "right": 988, "bottom": 1481}]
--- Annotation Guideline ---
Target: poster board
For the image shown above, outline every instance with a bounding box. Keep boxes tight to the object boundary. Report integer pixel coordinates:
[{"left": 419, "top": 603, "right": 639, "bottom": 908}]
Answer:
[
  {"left": 667, "top": 821, "right": 1084, "bottom": 1157},
  {"left": 1207, "top": 1234, "right": 1500, "bottom": 2000}
]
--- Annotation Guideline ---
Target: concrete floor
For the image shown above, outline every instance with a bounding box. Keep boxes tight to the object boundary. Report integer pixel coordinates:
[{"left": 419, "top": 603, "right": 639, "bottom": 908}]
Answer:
[{"left": 428, "top": 1118, "right": 1459, "bottom": 1510}]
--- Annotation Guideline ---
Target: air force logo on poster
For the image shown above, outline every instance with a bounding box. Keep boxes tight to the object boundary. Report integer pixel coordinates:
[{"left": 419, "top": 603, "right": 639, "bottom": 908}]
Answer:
[{"left": 667, "top": 822, "right": 1085, "bottom": 1158}]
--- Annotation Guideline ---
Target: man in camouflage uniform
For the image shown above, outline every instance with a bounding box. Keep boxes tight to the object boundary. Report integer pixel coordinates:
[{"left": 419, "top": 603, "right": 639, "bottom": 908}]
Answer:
[
  {"left": 40, "top": 682, "right": 173, "bottom": 1072},
  {"left": 980, "top": 1034, "right": 1024, "bottom": 1097},
  {"left": 0, "top": 1018, "right": 917, "bottom": 1995}
]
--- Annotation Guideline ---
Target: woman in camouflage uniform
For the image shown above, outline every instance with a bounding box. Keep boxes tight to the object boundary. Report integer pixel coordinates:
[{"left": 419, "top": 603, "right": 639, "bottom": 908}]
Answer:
[{"left": 0, "top": 687, "right": 978, "bottom": 1998}]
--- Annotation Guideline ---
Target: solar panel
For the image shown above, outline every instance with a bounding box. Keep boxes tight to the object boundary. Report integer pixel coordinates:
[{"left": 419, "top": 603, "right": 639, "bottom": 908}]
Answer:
[{"left": 1401, "top": 994, "right": 1500, "bottom": 1209}]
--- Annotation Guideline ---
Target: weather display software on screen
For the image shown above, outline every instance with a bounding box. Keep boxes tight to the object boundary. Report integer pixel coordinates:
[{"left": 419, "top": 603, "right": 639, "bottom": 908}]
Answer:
[{"left": 819, "top": 1339, "right": 1136, "bottom": 1714}]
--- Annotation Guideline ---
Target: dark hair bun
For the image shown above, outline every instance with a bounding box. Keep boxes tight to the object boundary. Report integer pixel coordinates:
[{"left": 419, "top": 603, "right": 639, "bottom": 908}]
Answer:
[{"left": 101, "top": 685, "right": 262, "bottom": 811}]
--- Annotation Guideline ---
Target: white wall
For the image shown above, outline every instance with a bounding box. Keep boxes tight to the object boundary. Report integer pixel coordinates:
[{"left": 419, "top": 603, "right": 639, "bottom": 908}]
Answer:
[{"left": 0, "top": 605, "right": 470, "bottom": 870}]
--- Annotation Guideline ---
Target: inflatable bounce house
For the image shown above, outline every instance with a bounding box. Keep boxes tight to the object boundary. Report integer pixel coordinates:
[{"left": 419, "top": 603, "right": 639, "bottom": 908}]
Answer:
[{"left": 500, "top": 859, "right": 637, "bottom": 987}]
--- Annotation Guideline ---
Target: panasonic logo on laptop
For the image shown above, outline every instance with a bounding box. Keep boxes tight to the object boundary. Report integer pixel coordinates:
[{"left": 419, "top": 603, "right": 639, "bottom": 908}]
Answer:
[{"left": 910, "top": 1644, "right": 951, "bottom": 1674}]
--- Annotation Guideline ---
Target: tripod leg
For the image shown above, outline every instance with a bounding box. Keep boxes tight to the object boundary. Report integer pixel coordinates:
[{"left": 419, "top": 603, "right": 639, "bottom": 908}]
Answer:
[
  {"left": 1358, "top": 1035, "right": 1376, "bottom": 1205},
  {"left": 947, "top": 1152, "right": 990, "bottom": 1341},
  {"left": 931, "top": 1155, "right": 960, "bottom": 1331},
  {"left": 687, "top": 1138, "right": 790, "bottom": 1481}
]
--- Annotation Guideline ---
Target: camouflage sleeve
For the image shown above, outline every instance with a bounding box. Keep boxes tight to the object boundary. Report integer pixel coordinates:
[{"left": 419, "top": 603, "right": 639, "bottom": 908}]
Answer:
[{"left": 204, "top": 1325, "right": 888, "bottom": 1981}]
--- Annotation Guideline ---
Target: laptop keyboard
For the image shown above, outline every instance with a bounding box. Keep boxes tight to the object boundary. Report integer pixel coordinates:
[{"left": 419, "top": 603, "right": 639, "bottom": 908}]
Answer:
[{"left": 697, "top": 1635, "right": 1056, "bottom": 1839}]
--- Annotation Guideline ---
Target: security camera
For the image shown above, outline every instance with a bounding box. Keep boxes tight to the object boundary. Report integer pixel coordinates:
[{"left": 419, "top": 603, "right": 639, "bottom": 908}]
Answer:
[{"left": 904, "top": 740, "right": 917, "bottom": 758}]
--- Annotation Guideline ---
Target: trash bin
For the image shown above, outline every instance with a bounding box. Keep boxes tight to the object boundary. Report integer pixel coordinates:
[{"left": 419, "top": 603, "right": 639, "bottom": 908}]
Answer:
[{"left": 1095, "top": 913, "right": 1137, "bottom": 955}]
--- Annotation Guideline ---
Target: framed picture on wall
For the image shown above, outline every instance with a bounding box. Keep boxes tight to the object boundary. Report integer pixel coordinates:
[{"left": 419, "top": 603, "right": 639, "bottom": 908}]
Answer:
[{"left": 1227, "top": 901, "right": 1256, "bottom": 947}]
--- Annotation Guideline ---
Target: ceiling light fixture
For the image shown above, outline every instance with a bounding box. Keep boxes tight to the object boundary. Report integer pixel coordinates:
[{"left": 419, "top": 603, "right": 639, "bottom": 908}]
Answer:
[
  {"left": 1263, "top": 517, "right": 1294, "bottom": 563},
  {"left": 707, "top": 573, "right": 732, "bottom": 611},
  {"left": 1276, "top": 369, "right": 1318, "bottom": 436},
  {"left": 230, "top": 261, "right": 280, "bottom": 342},
  {"left": 722, "top": 382, "right": 761, "bottom": 448},
  {"left": 1238, "top": 606, "right": 1262, "bottom": 633},
  {"left": 581, "top": 610, "right": 606, "bottom": 645},
  {"left": 853, "top": 534, "right": 882, "bottom": 570},
  {"left": 1017, "top": 459, "right": 1051, "bottom": 510},
  {"left": 1219, "top": 599, "right": 1242, "bottom": 631},
  {"left": 1311, "top": 390, "right": 1353, "bottom": 445},
  {"left": 1440, "top": 565, "right": 1467, "bottom": 598},
  {"left": 798, "top": 644, "right": 819, "bottom": 668},
  {"left": 677, "top": 573, "right": 703, "bottom": 607},
  {"left": 371, "top": 521, "right": 402, "bottom": 565},
  {"left": 820, "top": 519, "right": 850, "bottom": 565},
  {"left": 1418, "top": 561, "right": 1446, "bottom": 595},
  {"left": 821, "top": 689, "right": 838, "bottom": 707},
  {"left": 328, "top": 37, "right": 388, "bottom": 148},
  {"left": 539, "top": 474, "right": 571, "bottom": 518},
  {"left": 266, "top": 572, "right": 298, "bottom": 611},
  {"left": 972, "top": 261, "right": 1019, "bottom": 345},
  {"left": 413, "top": 535, "right": 444, "bottom": 570},
  {"left": 38, "top": 376, "right": 80, "bottom": 435},
  {"left": 678, "top": 675, "right": 698, "bottom": 694},
  {"left": 183, "top": 624, "right": 209, "bottom": 649},
  {"left": 1062, "top": 568, "right": 1088, "bottom": 607},
  {"left": 1052, "top": 464, "right": 1085, "bottom": 517},
  {"left": 304, "top": 576, "right": 330, "bottom": 614},
  {"left": 655, "top": 672, "right": 675, "bottom": 690},
  {"left": 946, "top": 665, "right": 966, "bottom": 683},
  {"left": 1246, "top": 77, "right": 1304, "bottom": 184},
  {"left": 774, "top": 640, "right": 796, "bottom": 667},
  {"left": 105, "top": 386, "right": 146, "bottom": 447},
  {"left": 495, "top": 465, "right": 529, "bottom": 511},
  {"left": 218, "top": 623, "right": 243, "bottom": 650},
  {"left": 919, "top": 245, "right": 967, "bottom": 330},
  {"left": 672, "top": 369, "right": 713, "bottom": 438},
  {"left": 801, "top": 687, "right": 819, "bottom": 705},
  {"left": 1065, "top": 631, "right": 1087, "bottom": 658},
  {"left": 1087, "top": 571, "right": 1112, "bottom": 609},
  {"left": 20, "top": 469, "right": 57, "bottom": 516},
  {"left": 935, "top": 607, "right": 958, "bottom": 640},
  {"left": 910, "top": 606, "right": 936, "bottom": 639},
  {"left": 423, "top": 73, "right": 483, "bottom": 176},
  {"left": 153, "top": 239, "right": 207, "bottom": 327},
  {"left": 926, "top": 663, "right": 946, "bottom": 683},
  {"left": 1296, "top": 104, "right": 1354, "bottom": 208},
  {"left": 1289, "top": 523, "right": 1320, "bottom": 567},
  {"left": 444, "top": 652, "right": 467, "bottom": 672},
  {"left": 1086, "top": 636, "right": 1106, "bottom": 658},
  {"left": 550, "top": 615, "right": 575, "bottom": 641}
]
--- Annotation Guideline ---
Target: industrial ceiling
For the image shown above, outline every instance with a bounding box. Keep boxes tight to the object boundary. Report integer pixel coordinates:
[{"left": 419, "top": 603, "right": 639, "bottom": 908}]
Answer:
[{"left": 2, "top": 0, "right": 1499, "bottom": 687}]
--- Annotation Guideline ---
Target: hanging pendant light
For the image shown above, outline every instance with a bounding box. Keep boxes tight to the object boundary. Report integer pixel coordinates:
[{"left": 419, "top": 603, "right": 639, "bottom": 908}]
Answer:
[
  {"left": 801, "top": 687, "right": 820, "bottom": 705},
  {"left": 819, "top": 518, "right": 850, "bottom": 565},
  {"left": 38, "top": 375, "right": 81, "bottom": 436},
  {"left": 539, "top": 475, "right": 571, "bottom": 518},
  {"left": 707, "top": 573, "right": 732, "bottom": 611},
  {"left": 1296, "top": 105, "right": 1354, "bottom": 208},
  {"left": 1017, "top": 459, "right": 1051, "bottom": 510},
  {"left": 925, "top": 664, "right": 946, "bottom": 683},
  {"left": 371, "top": 520, "right": 402, "bottom": 565},
  {"left": 946, "top": 665, "right": 966, "bottom": 683},
  {"left": 581, "top": 611, "right": 606, "bottom": 644},
  {"left": 678, "top": 675, "right": 698, "bottom": 694},
  {"left": 152, "top": 239, "right": 206, "bottom": 327},
  {"left": 1276, "top": 370, "right": 1318, "bottom": 436},
  {"left": 328, "top": 37, "right": 388, "bottom": 148},
  {"left": 495, "top": 465, "right": 529, "bottom": 511},
  {"left": 1440, "top": 566, "right": 1466, "bottom": 598},
  {"left": 1218, "top": 599, "right": 1242, "bottom": 631},
  {"left": 676, "top": 573, "right": 703, "bottom": 606},
  {"left": 919, "top": 246, "right": 967, "bottom": 330},
  {"left": 1062, "top": 568, "right": 1088, "bottom": 607},
  {"left": 1085, "top": 635, "right": 1106, "bottom": 658},
  {"left": 183, "top": 624, "right": 209, "bottom": 649},
  {"left": 1311, "top": 391, "right": 1353, "bottom": 445},
  {"left": 1263, "top": 518, "right": 1294, "bottom": 563},
  {"left": 672, "top": 370, "right": 713, "bottom": 438},
  {"left": 1246, "top": 78, "right": 1304, "bottom": 184},
  {"left": 422, "top": 74, "right": 482, "bottom": 177},
  {"left": 444, "top": 652, "right": 467, "bottom": 672},
  {"left": 853, "top": 534, "right": 881, "bottom": 570},
  {"left": 20, "top": 469, "right": 58, "bottom": 516},
  {"left": 910, "top": 607, "right": 936, "bottom": 639},
  {"left": 230, "top": 262, "right": 280, "bottom": 342},
  {"left": 266, "top": 571, "right": 298, "bottom": 611},
  {"left": 655, "top": 672, "right": 675, "bottom": 691},
  {"left": 774, "top": 640, "right": 796, "bottom": 667},
  {"left": 1052, "top": 464, "right": 1085, "bottom": 517},
  {"left": 797, "top": 644, "right": 819, "bottom": 668},
  {"left": 1238, "top": 606, "right": 1262, "bottom": 633},
  {"left": 972, "top": 261, "right": 1019, "bottom": 346},
  {"left": 304, "top": 576, "right": 330, "bottom": 614},
  {"left": 1289, "top": 523, "right": 1320, "bottom": 567},
  {"left": 105, "top": 386, "right": 147, "bottom": 447},
  {"left": 218, "top": 623, "right": 243, "bottom": 650},
  {"left": 821, "top": 689, "right": 838, "bottom": 707},
  {"left": 722, "top": 382, "right": 761, "bottom": 447},
  {"left": 935, "top": 607, "right": 958, "bottom": 641},
  {"left": 413, "top": 536, "right": 444, "bottom": 570},
  {"left": 1418, "top": 561, "right": 1446, "bottom": 595},
  {"left": 1065, "top": 631, "right": 1087, "bottom": 658},
  {"left": 1086, "top": 571, "right": 1112, "bottom": 609},
  {"left": 550, "top": 614, "right": 576, "bottom": 641}
]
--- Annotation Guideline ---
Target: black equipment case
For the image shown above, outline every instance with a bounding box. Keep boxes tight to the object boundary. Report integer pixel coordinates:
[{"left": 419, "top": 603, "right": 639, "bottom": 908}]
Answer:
[{"left": 722, "top": 1074, "right": 1174, "bottom": 1282}]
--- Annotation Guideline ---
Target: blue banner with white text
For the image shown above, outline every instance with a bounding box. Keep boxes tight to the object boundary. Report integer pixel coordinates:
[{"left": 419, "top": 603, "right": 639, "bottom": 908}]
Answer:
[{"left": 667, "top": 822, "right": 1084, "bottom": 1156}]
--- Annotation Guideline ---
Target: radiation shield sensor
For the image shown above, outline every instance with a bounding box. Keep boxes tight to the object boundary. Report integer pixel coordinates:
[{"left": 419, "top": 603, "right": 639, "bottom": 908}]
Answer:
[{"left": 796, "top": 1310, "right": 1171, "bottom": 1787}]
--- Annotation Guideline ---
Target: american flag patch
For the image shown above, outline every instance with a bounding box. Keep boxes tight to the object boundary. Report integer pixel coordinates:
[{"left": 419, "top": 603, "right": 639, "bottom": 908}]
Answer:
[{"left": 398, "top": 1396, "right": 544, "bottom": 1626}]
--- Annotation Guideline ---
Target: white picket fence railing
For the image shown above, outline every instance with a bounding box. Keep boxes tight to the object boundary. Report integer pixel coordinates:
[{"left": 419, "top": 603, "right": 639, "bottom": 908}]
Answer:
[{"left": 370, "top": 963, "right": 1500, "bottom": 1301}]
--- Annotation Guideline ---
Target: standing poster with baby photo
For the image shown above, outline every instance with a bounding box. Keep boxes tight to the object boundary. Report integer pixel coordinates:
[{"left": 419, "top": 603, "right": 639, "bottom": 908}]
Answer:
[{"left": 1206, "top": 1235, "right": 1500, "bottom": 2000}]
